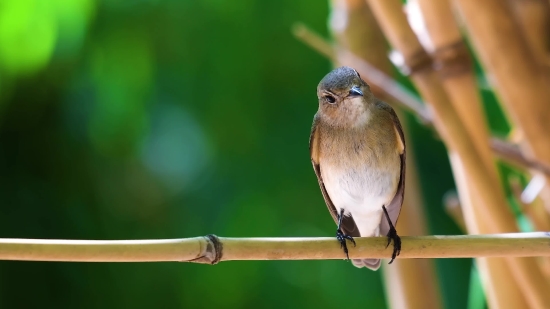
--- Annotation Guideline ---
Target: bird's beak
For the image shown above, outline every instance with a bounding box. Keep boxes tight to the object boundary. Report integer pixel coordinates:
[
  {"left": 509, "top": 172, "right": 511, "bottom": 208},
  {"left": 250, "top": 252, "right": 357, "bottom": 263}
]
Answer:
[{"left": 348, "top": 86, "right": 363, "bottom": 97}]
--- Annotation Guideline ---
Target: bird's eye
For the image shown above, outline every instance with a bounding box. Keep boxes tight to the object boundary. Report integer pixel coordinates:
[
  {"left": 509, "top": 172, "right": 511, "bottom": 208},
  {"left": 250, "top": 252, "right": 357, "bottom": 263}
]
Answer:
[
  {"left": 324, "top": 95, "right": 336, "bottom": 104},
  {"left": 349, "top": 86, "right": 363, "bottom": 97}
]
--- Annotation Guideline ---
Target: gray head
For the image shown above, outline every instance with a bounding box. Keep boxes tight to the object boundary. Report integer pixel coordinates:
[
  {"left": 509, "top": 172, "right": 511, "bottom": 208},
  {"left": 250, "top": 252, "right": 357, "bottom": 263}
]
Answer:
[{"left": 316, "top": 66, "right": 374, "bottom": 127}]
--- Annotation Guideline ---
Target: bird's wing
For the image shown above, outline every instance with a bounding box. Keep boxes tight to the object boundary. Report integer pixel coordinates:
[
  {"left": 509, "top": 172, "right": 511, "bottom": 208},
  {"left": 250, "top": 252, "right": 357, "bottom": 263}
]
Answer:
[
  {"left": 377, "top": 103, "right": 406, "bottom": 236},
  {"left": 310, "top": 114, "right": 360, "bottom": 237}
]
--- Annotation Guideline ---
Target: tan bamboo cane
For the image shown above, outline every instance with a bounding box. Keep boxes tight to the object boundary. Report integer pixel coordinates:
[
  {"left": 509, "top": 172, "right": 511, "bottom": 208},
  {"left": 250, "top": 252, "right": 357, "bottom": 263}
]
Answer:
[
  {"left": 444, "top": 191, "right": 467, "bottom": 232},
  {"left": 508, "top": 176, "right": 550, "bottom": 234},
  {"left": 411, "top": 0, "right": 494, "bottom": 176},
  {"left": 507, "top": 0, "right": 550, "bottom": 225},
  {"left": 366, "top": 0, "right": 550, "bottom": 307},
  {"left": 453, "top": 0, "right": 550, "bottom": 215},
  {"left": 509, "top": 176, "right": 550, "bottom": 281},
  {"left": 506, "top": 0, "right": 550, "bottom": 222},
  {"left": 328, "top": 1, "right": 443, "bottom": 308},
  {"left": 458, "top": 0, "right": 550, "bottom": 231},
  {"left": 507, "top": 0, "right": 550, "bottom": 69},
  {"left": 329, "top": 0, "right": 394, "bottom": 99},
  {"left": 2, "top": 234, "right": 550, "bottom": 262},
  {"left": 413, "top": 0, "right": 550, "bottom": 300},
  {"left": 382, "top": 137, "right": 443, "bottom": 309}
]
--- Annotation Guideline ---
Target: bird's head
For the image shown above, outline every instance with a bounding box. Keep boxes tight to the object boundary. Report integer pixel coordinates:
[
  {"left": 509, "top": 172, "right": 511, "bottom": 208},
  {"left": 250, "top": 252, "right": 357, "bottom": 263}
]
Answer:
[{"left": 316, "top": 66, "right": 375, "bottom": 128}]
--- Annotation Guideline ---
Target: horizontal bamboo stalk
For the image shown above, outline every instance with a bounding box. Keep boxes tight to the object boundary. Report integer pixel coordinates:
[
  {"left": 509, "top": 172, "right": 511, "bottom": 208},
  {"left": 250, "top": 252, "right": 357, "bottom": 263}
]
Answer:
[{"left": 0, "top": 233, "right": 548, "bottom": 263}]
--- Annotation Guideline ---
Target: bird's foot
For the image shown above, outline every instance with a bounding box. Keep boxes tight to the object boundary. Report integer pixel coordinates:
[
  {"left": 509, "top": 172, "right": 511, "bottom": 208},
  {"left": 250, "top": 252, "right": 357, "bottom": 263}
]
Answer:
[
  {"left": 336, "top": 228, "right": 356, "bottom": 260},
  {"left": 385, "top": 227, "right": 401, "bottom": 264}
]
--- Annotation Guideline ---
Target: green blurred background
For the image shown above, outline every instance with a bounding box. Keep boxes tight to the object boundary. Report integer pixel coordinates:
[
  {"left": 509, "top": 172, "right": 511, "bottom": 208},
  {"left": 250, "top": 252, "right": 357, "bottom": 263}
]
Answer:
[{"left": 0, "top": 0, "right": 476, "bottom": 308}]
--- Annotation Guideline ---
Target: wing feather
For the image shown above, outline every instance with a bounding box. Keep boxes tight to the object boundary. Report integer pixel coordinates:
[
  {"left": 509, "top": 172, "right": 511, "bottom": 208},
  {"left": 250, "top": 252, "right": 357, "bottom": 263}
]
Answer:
[
  {"left": 377, "top": 104, "right": 406, "bottom": 236},
  {"left": 310, "top": 115, "right": 359, "bottom": 236}
]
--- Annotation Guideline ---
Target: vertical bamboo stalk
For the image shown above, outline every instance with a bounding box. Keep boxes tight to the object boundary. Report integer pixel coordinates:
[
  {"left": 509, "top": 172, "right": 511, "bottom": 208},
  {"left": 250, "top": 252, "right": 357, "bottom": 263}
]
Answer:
[
  {"left": 383, "top": 141, "right": 442, "bottom": 309},
  {"left": 510, "top": 177, "right": 550, "bottom": 281},
  {"left": 507, "top": 0, "right": 550, "bottom": 68},
  {"left": 366, "top": 0, "right": 550, "bottom": 307},
  {"left": 505, "top": 0, "right": 550, "bottom": 218},
  {"left": 328, "top": 2, "right": 443, "bottom": 308},
  {"left": 446, "top": 153, "right": 527, "bottom": 309},
  {"left": 414, "top": 1, "right": 550, "bottom": 284},
  {"left": 410, "top": 0, "right": 498, "bottom": 187},
  {"left": 329, "top": 0, "right": 394, "bottom": 97},
  {"left": 453, "top": 0, "right": 550, "bottom": 214}
]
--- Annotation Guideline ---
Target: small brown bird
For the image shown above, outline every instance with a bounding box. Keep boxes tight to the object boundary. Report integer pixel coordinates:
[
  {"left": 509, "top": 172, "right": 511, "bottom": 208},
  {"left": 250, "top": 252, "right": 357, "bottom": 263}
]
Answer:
[{"left": 309, "top": 66, "right": 406, "bottom": 270}]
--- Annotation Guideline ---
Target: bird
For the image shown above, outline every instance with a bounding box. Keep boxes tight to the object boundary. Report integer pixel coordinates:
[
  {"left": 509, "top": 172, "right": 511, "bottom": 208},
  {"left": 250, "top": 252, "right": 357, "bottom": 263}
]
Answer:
[{"left": 309, "top": 66, "right": 406, "bottom": 270}]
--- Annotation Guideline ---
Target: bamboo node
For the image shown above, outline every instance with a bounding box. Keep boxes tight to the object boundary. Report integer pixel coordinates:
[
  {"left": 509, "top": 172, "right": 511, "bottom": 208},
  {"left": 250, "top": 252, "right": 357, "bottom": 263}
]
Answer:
[
  {"left": 389, "top": 49, "right": 433, "bottom": 76},
  {"left": 432, "top": 40, "right": 472, "bottom": 79},
  {"left": 206, "top": 234, "right": 223, "bottom": 264},
  {"left": 189, "top": 234, "right": 223, "bottom": 264}
]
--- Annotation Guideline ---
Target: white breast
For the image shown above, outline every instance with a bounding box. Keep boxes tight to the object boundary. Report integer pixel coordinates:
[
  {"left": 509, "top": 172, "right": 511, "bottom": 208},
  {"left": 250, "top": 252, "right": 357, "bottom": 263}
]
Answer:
[{"left": 321, "top": 164, "right": 398, "bottom": 237}]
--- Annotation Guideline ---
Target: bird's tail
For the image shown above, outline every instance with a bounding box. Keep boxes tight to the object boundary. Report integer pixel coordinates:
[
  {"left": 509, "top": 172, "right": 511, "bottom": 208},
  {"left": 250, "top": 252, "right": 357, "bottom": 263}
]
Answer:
[{"left": 352, "top": 259, "right": 381, "bottom": 271}]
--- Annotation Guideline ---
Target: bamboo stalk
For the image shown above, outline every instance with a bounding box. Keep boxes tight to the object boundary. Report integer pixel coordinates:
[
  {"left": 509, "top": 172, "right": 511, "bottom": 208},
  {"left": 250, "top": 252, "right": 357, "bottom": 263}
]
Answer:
[
  {"left": 0, "top": 234, "right": 548, "bottom": 262},
  {"left": 365, "top": 0, "right": 550, "bottom": 307},
  {"left": 454, "top": 0, "right": 550, "bottom": 214},
  {"left": 329, "top": 0, "right": 394, "bottom": 99},
  {"left": 327, "top": 2, "right": 442, "bottom": 308},
  {"left": 444, "top": 191, "right": 466, "bottom": 232},
  {"left": 449, "top": 141, "right": 528, "bottom": 309},
  {"left": 505, "top": 0, "right": 550, "bottom": 218},
  {"left": 507, "top": 0, "right": 550, "bottom": 68},
  {"left": 510, "top": 175, "right": 550, "bottom": 281},
  {"left": 414, "top": 0, "right": 550, "bottom": 290},
  {"left": 413, "top": 0, "right": 495, "bottom": 178},
  {"left": 509, "top": 175, "right": 550, "bottom": 232},
  {"left": 384, "top": 144, "right": 443, "bottom": 309}
]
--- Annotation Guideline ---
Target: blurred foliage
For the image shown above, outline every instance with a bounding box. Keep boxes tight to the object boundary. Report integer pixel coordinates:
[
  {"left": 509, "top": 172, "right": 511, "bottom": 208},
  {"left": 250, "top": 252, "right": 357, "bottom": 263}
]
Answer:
[{"left": 0, "top": 0, "right": 510, "bottom": 308}]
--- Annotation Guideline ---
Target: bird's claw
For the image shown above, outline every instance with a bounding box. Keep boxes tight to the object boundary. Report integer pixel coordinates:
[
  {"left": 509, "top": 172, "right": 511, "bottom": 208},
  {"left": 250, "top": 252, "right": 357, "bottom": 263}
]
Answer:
[
  {"left": 336, "top": 228, "right": 356, "bottom": 260},
  {"left": 386, "top": 227, "right": 401, "bottom": 264}
]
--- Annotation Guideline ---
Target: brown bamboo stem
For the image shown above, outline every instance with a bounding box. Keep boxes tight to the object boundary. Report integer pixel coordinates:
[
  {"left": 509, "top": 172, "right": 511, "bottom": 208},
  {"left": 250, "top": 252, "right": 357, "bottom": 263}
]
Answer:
[
  {"left": 329, "top": 0, "right": 394, "bottom": 99},
  {"left": 454, "top": 0, "right": 550, "bottom": 215},
  {"left": 384, "top": 134, "right": 443, "bottom": 309},
  {"left": 448, "top": 154, "right": 528, "bottom": 308},
  {"left": 412, "top": 0, "right": 550, "bottom": 287},
  {"left": 444, "top": 191, "right": 466, "bottom": 232},
  {"left": 0, "top": 234, "right": 549, "bottom": 262},
  {"left": 507, "top": 0, "right": 550, "bottom": 68},
  {"left": 414, "top": 0, "right": 497, "bottom": 182},
  {"left": 508, "top": 175, "right": 550, "bottom": 232},
  {"left": 366, "top": 0, "right": 550, "bottom": 307}
]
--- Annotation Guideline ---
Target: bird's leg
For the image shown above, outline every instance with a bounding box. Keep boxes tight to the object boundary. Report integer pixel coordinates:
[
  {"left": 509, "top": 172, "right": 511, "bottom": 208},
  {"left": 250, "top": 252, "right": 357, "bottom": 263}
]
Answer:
[
  {"left": 382, "top": 205, "right": 401, "bottom": 264},
  {"left": 336, "top": 208, "right": 356, "bottom": 260}
]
